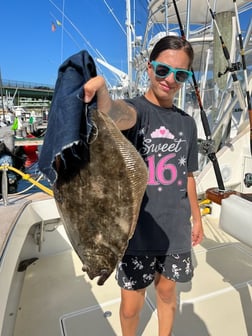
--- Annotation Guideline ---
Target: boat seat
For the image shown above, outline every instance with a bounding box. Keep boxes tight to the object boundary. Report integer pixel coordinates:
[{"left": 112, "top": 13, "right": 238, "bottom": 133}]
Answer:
[{"left": 219, "top": 194, "right": 252, "bottom": 247}]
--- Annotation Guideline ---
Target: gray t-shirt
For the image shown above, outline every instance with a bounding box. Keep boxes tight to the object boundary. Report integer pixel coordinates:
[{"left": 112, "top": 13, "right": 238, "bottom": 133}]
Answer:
[{"left": 123, "top": 96, "right": 198, "bottom": 255}]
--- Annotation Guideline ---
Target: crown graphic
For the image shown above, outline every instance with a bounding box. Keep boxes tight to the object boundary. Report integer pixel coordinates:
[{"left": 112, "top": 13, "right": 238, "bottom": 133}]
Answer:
[{"left": 151, "top": 126, "right": 175, "bottom": 139}]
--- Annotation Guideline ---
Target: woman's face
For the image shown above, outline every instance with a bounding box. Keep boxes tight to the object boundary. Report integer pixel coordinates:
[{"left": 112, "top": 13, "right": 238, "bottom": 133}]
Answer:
[{"left": 146, "top": 49, "right": 191, "bottom": 107}]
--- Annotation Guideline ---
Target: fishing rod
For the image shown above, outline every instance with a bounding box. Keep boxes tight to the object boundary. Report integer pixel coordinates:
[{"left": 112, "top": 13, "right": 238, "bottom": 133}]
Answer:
[
  {"left": 233, "top": 0, "right": 252, "bottom": 155},
  {"left": 172, "top": 0, "right": 225, "bottom": 192},
  {"left": 206, "top": 0, "right": 244, "bottom": 88},
  {"left": 206, "top": 0, "right": 251, "bottom": 146}
]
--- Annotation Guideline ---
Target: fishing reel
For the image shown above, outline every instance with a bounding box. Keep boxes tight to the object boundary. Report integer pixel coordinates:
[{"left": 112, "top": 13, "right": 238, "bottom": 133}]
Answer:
[
  {"left": 198, "top": 138, "right": 215, "bottom": 156},
  {"left": 218, "top": 62, "right": 242, "bottom": 78},
  {"left": 244, "top": 173, "right": 252, "bottom": 188}
]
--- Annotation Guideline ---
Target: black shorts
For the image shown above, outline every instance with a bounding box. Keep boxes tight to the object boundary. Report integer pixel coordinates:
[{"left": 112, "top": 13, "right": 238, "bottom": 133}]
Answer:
[{"left": 116, "top": 252, "right": 194, "bottom": 290}]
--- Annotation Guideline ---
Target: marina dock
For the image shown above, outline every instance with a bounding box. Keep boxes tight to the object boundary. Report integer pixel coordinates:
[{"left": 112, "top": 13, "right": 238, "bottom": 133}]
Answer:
[{"left": 14, "top": 137, "right": 44, "bottom": 146}]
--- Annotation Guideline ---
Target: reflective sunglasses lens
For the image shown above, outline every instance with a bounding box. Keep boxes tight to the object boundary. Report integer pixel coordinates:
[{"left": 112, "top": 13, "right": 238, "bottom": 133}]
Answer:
[
  {"left": 155, "top": 64, "right": 170, "bottom": 78},
  {"left": 176, "top": 70, "right": 190, "bottom": 83}
]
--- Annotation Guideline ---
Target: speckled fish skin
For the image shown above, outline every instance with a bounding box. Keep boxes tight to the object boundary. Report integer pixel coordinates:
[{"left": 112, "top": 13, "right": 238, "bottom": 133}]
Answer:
[{"left": 54, "top": 109, "right": 148, "bottom": 285}]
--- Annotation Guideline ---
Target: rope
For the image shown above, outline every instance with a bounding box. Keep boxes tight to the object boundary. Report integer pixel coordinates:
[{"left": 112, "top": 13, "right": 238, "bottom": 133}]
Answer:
[{"left": 0, "top": 165, "right": 53, "bottom": 197}]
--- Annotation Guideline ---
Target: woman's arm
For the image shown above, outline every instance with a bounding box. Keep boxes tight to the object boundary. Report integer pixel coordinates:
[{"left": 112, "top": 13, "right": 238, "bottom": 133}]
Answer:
[{"left": 187, "top": 172, "right": 204, "bottom": 246}]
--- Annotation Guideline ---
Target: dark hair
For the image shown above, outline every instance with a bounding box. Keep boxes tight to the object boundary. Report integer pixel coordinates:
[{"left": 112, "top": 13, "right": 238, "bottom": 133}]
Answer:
[{"left": 149, "top": 35, "right": 194, "bottom": 68}]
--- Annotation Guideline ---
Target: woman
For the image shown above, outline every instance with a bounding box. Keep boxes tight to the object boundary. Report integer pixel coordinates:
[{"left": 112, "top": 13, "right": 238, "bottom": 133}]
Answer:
[{"left": 84, "top": 35, "right": 204, "bottom": 336}]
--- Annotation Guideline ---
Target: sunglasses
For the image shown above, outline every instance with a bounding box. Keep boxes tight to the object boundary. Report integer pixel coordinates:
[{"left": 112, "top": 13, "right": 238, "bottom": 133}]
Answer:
[{"left": 150, "top": 61, "right": 192, "bottom": 83}]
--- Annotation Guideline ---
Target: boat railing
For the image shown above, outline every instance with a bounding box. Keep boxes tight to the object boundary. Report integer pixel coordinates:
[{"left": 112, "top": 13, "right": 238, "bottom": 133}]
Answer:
[{"left": 0, "top": 166, "right": 9, "bottom": 206}]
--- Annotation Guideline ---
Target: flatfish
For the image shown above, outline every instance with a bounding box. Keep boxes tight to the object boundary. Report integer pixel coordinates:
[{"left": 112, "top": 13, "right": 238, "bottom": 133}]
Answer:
[{"left": 54, "top": 108, "right": 148, "bottom": 285}]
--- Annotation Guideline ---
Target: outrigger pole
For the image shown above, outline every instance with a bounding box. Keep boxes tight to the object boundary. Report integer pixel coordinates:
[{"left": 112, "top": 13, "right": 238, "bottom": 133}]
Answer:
[
  {"left": 172, "top": 0, "right": 225, "bottom": 192},
  {"left": 233, "top": 0, "right": 252, "bottom": 155}
]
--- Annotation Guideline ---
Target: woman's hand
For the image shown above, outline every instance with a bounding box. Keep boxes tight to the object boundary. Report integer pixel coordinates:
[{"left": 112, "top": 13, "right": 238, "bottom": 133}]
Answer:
[
  {"left": 83, "top": 76, "right": 108, "bottom": 104},
  {"left": 83, "top": 76, "right": 136, "bottom": 130},
  {"left": 191, "top": 219, "right": 204, "bottom": 246}
]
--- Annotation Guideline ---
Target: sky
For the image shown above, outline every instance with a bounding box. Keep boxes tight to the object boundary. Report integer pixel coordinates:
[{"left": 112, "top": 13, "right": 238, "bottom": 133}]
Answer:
[
  {"left": 0, "top": 0, "right": 251, "bottom": 88},
  {"left": 0, "top": 0, "right": 148, "bottom": 87}
]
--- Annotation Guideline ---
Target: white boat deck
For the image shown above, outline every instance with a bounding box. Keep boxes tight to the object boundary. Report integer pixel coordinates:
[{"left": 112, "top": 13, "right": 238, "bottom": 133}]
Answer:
[{"left": 1, "top": 193, "right": 252, "bottom": 336}]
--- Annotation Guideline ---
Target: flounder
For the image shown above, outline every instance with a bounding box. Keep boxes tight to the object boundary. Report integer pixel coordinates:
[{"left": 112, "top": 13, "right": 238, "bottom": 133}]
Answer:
[{"left": 54, "top": 108, "right": 148, "bottom": 285}]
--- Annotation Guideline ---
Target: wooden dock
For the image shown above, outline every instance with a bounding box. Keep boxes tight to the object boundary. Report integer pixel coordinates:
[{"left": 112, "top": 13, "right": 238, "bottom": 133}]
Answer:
[{"left": 14, "top": 137, "right": 44, "bottom": 146}]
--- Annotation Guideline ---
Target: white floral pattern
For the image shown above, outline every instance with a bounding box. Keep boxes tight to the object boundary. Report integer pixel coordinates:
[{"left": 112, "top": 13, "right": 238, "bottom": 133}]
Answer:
[{"left": 116, "top": 253, "right": 193, "bottom": 290}]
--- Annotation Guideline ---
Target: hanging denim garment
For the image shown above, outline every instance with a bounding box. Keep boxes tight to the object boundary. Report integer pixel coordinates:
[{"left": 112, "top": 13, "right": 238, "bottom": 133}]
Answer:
[{"left": 39, "top": 50, "right": 97, "bottom": 184}]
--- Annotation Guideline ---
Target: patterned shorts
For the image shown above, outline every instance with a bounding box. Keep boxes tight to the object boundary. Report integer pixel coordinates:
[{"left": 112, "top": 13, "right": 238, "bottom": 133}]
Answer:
[{"left": 116, "top": 252, "right": 194, "bottom": 290}]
